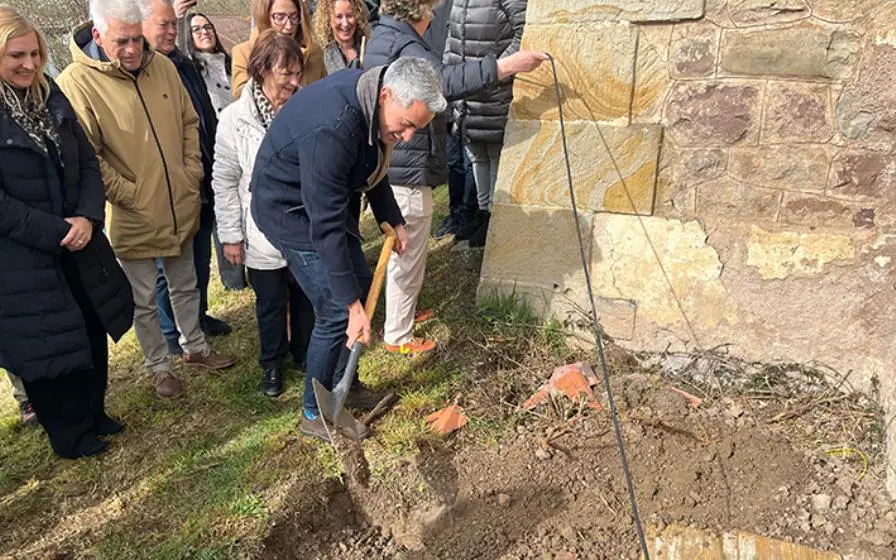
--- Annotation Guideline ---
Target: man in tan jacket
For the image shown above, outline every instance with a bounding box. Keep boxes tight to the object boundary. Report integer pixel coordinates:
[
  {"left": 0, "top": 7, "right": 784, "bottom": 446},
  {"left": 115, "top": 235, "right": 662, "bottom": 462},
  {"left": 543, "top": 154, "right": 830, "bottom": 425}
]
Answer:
[{"left": 58, "top": 0, "right": 234, "bottom": 399}]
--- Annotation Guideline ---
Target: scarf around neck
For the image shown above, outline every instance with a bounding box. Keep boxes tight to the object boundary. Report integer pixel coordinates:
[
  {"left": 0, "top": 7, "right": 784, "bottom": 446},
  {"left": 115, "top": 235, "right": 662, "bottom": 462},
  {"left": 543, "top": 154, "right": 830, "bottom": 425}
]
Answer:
[
  {"left": 251, "top": 80, "right": 277, "bottom": 129},
  {"left": 0, "top": 80, "right": 63, "bottom": 159}
]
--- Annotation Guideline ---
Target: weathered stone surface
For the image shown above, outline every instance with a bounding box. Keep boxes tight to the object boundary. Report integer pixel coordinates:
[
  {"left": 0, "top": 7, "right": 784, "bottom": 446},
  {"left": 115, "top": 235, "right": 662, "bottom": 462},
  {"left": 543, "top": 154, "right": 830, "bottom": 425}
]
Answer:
[
  {"left": 512, "top": 23, "right": 636, "bottom": 124},
  {"left": 812, "top": 0, "right": 879, "bottom": 23},
  {"left": 649, "top": 524, "right": 842, "bottom": 559},
  {"left": 590, "top": 214, "right": 738, "bottom": 335},
  {"left": 746, "top": 226, "right": 855, "bottom": 279},
  {"left": 494, "top": 120, "right": 662, "bottom": 215},
  {"left": 696, "top": 178, "right": 781, "bottom": 220},
  {"left": 780, "top": 193, "right": 864, "bottom": 229},
  {"left": 828, "top": 150, "right": 896, "bottom": 200},
  {"left": 665, "top": 81, "right": 762, "bottom": 146},
  {"left": 632, "top": 25, "right": 673, "bottom": 123},
  {"left": 762, "top": 82, "right": 834, "bottom": 143},
  {"left": 720, "top": 25, "right": 861, "bottom": 78},
  {"left": 526, "top": 0, "right": 706, "bottom": 24},
  {"left": 728, "top": 145, "right": 830, "bottom": 192},
  {"left": 480, "top": 204, "right": 592, "bottom": 289},
  {"left": 669, "top": 22, "right": 720, "bottom": 78},
  {"left": 672, "top": 148, "right": 728, "bottom": 185},
  {"left": 728, "top": 0, "right": 810, "bottom": 26},
  {"left": 837, "top": 27, "right": 896, "bottom": 151}
]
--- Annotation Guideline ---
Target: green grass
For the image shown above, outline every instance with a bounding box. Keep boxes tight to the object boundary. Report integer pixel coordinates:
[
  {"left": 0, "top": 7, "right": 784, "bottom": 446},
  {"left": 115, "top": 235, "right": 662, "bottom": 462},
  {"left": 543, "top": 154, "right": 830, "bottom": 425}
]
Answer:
[{"left": 0, "top": 189, "right": 573, "bottom": 557}]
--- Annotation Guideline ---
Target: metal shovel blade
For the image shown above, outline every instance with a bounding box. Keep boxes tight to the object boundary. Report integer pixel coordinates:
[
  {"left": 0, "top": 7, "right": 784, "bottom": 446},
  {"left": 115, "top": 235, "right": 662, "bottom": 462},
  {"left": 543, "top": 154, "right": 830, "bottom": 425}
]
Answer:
[{"left": 312, "top": 340, "right": 364, "bottom": 442}]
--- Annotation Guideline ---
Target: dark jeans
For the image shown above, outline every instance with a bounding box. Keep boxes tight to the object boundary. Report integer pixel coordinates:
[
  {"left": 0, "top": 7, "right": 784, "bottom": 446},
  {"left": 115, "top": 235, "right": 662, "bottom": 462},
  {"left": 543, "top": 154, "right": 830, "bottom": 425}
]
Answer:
[
  {"left": 447, "top": 133, "right": 477, "bottom": 223},
  {"left": 24, "top": 253, "right": 109, "bottom": 458},
  {"left": 156, "top": 202, "right": 214, "bottom": 342},
  {"left": 247, "top": 267, "right": 314, "bottom": 370},
  {"left": 281, "top": 237, "right": 372, "bottom": 415},
  {"left": 215, "top": 229, "right": 248, "bottom": 290}
]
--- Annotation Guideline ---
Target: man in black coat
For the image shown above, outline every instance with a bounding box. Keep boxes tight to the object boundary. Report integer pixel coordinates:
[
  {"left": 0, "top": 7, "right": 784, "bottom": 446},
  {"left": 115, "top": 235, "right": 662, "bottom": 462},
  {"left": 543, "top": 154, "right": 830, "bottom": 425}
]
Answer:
[
  {"left": 251, "top": 58, "right": 444, "bottom": 441},
  {"left": 143, "top": 0, "right": 233, "bottom": 356},
  {"left": 364, "top": 0, "right": 545, "bottom": 356}
]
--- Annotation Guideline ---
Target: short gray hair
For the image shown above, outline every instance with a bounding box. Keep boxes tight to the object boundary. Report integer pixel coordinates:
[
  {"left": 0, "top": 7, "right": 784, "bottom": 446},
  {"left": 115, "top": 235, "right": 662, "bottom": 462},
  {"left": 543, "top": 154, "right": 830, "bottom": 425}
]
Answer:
[
  {"left": 382, "top": 57, "right": 447, "bottom": 115},
  {"left": 90, "top": 0, "right": 150, "bottom": 35}
]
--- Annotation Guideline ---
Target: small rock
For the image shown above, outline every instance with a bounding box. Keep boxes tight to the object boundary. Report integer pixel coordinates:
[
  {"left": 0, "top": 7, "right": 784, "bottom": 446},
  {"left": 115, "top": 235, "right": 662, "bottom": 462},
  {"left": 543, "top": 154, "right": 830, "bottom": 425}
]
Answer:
[
  {"left": 811, "top": 514, "right": 828, "bottom": 529},
  {"left": 498, "top": 493, "right": 512, "bottom": 508},
  {"left": 812, "top": 494, "right": 832, "bottom": 512},
  {"left": 535, "top": 448, "right": 552, "bottom": 461},
  {"left": 862, "top": 529, "right": 894, "bottom": 547},
  {"left": 823, "top": 522, "right": 836, "bottom": 537},
  {"left": 339, "top": 542, "right": 348, "bottom": 553},
  {"left": 688, "top": 491, "right": 702, "bottom": 505},
  {"left": 832, "top": 495, "right": 850, "bottom": 510}
]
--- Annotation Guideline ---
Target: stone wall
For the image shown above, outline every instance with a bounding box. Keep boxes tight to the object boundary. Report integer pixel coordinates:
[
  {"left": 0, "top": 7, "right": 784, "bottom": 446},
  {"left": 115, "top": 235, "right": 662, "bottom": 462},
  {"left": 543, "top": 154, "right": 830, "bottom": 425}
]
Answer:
[{"left": 478, "top": 0, "right": 896, "bottom": 497}]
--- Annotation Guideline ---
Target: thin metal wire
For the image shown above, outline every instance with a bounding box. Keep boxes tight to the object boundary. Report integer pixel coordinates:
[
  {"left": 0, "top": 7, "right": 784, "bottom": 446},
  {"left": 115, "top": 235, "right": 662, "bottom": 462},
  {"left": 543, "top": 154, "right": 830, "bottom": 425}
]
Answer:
[{"left": 545, "top": 53, "right": 650, "bottom": 559}]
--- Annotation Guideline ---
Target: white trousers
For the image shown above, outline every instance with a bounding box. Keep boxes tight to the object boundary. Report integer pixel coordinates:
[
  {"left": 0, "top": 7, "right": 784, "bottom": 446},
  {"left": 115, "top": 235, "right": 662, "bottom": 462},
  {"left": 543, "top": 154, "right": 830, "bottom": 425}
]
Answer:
[{"left": 384, "top": 185, "right": 433, "bottom": 346}]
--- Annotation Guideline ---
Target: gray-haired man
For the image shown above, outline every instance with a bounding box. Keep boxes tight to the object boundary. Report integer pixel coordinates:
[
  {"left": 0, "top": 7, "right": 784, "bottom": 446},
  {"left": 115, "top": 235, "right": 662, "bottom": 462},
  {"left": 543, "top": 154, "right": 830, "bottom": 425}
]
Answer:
[{"left": 251, "top": 58, "right": 446, "bottom": 441}]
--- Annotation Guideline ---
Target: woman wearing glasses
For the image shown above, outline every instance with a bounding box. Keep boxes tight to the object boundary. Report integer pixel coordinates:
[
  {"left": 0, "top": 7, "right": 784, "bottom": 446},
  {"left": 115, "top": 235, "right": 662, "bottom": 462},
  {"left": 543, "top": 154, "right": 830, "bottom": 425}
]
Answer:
[
  {"left": 231, "top": 0, "right": 325, "bottom": 98},
  {"left": 173, "top": 7, "right": 233, "bottom": 116}
]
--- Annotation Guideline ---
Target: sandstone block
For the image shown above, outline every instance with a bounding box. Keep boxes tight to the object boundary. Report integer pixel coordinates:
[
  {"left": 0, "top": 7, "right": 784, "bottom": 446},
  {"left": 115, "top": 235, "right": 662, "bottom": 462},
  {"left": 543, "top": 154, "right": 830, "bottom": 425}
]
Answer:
[
  {"left": 494, "top": 120, "right": 662, "bottom": 215},
  {"left": 480, "top": 204, "right": 592, "bottom": 289},
  {"left": 762, "top": 82, "right": 834, "bottom": 143},
  {"left": 632, "top": 25, "right": 673, "bottom": 123},
  {"left": 696, "top": 178, "right": 780, "bottom": 220},
  {"left": 728, "top": 0, "right": 810, "bottom": 26},
  {"left": 828, "top": 150, "right": 896, "bottom": 201},
  {"left": 746, "top": 225, "right": 855, "bottom": 279},
  {"left": 836, "top": 29, "right": 896, "bottom": 152},
  {"left": 511, "top": 23, "right": 636, "bottom": 124},
  {"left": 780, "top": 192, "right": 864, "bottom": 229},
  {"left": 665, "top": 81, "right": 762, "bottom": 146},
  {"left": 812, "top": 0, "right": 878, "bottom": 23},
  {"left": 720, "top": 24, "right": 861, "bottom": 79},
  {"left": 526, "top": 0, "right": 705, "bottom": 25},
  {"left": 728, "top": 145, "right": 830, "bottom": 193},
  {"left": 669, "top": 22, "right": 720, "bottom": 78},
  {"left": 672, "top": 148, "right": 728, "bottom": 186}
]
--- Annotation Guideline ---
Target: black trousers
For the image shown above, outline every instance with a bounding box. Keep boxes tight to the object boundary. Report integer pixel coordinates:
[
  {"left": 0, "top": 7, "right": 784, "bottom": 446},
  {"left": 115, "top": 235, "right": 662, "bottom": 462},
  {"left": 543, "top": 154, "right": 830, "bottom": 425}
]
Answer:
[
  {"left": 23, "top": 253, "right": 109, "bottom": 458},
  {"left": 248, "top": 267, "right": 314, "bottom": 370}
]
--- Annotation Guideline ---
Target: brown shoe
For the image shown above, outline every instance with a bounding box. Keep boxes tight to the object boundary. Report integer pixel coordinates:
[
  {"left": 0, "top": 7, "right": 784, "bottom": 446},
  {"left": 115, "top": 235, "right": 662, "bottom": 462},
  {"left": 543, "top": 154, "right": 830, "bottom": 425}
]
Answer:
[
  {"left": 183, "top": 347, "right": 235, "bottom": 370},
  {"left": 152, "top": 371, "right": 182, "bottom": 398}
]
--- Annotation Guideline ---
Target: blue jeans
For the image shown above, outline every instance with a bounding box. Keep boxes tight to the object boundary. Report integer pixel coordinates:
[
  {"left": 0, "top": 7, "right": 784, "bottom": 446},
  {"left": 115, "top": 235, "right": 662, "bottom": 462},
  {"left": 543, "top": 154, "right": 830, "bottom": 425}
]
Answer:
[
  {"left": 447, "top": 133, "right": 477, "bottom": 223},
  {"left": 282, "top": 237, "right": 371, "bottom": 415},
  {"left": 156, "top": 203, "right": 214, "bottom": 343}
]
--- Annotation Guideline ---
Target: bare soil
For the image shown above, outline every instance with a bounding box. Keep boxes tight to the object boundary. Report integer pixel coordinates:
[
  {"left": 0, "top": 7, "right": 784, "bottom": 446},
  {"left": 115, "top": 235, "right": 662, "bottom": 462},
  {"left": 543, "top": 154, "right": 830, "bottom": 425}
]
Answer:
[{"left": 260, "top": 348, "right": 895, "bottom": 560}]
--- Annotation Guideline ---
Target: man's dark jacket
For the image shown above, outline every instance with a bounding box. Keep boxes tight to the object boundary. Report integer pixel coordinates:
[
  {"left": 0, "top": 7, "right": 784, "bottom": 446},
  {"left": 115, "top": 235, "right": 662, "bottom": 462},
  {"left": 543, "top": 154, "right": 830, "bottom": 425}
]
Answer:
[
  {"left": 168, "top": 47, "right": 216, "bottom": 204},
  {"left": 251, "top": 68, "right": 404, "bottom": 306},
  {"left": 364, "top": 14, "right": 498, "bottom": 187},
  {"left": 0, "top": 81, "right": 134, "bottom": 381}
]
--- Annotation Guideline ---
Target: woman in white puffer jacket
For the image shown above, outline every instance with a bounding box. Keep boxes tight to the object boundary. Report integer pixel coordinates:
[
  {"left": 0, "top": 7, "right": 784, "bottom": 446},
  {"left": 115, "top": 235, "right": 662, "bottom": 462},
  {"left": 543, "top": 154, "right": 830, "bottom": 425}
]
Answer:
[{"left": 213, "top": 31, "right": 313, "bottom": 397}]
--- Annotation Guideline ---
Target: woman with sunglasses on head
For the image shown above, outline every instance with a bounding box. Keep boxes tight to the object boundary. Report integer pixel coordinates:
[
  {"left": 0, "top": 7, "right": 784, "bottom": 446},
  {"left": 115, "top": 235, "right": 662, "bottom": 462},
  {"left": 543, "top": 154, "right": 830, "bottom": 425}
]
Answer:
[
  {"left": 0, "top": 5, "right": 134, "bottom": 458},
  {"left": 312, "top": 0, "right": 371, "bottom": 74},
  {"left": 231, "top": 0, "right": 325, "bottom": 99}
]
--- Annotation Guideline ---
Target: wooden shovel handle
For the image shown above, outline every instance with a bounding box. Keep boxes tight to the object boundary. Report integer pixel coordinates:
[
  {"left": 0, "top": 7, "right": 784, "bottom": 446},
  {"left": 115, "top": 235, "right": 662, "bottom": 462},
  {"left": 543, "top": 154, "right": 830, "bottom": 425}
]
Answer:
[{"left": 364, "top": 222, "right": 396, "bottom": 320}]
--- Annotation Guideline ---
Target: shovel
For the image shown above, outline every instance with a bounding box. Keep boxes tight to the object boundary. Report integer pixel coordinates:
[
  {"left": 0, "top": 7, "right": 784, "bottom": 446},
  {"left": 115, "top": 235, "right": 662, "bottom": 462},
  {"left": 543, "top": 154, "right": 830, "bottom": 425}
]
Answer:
[{"left": 312, "top": 223, "right": 396, "bottom": 443}]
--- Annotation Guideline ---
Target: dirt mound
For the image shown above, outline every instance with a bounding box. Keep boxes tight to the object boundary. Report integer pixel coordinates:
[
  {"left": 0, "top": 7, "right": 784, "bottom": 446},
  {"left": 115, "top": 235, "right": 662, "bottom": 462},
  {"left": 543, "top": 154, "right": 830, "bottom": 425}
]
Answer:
[{"left": 261, "top": 364, "right": 893, "bottom": 559}]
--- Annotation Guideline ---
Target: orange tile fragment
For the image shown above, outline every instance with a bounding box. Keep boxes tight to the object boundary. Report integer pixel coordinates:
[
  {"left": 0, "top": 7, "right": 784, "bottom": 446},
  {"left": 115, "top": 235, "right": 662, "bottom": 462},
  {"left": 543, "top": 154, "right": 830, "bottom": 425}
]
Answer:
[
  {"left": 426, "top": 404, "right": 468, "bottom": 435},
  {"left": 523, "top": 363, "right": 604, "bottom": 411}
]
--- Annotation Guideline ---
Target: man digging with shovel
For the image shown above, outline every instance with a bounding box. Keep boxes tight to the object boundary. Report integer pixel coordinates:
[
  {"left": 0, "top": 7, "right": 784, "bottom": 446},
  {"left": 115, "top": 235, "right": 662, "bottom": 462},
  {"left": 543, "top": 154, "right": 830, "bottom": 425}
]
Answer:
[{"left": 251, "top": 57, "right": 447, "bottom": 441}]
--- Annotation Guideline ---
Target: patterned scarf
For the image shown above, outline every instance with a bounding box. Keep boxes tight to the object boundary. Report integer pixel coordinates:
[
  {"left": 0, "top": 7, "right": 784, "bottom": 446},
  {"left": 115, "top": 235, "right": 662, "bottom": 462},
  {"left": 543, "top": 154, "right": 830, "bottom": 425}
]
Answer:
[
  {"left": 0, "top": 80, "right": 62, "bottom": 159},
  {"left": 251, "top": 80, "right": 277, "bottom": 130}
]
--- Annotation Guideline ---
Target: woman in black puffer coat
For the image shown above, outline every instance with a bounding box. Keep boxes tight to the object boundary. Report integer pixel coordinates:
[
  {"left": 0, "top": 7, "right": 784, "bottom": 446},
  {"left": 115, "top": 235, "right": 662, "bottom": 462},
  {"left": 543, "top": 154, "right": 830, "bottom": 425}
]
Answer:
[
  {"left": 0, "top": 7, "right": 134, "bottom": 459},
  {"left": 444, "top": 0, "right": 526, "bottom": 246}
]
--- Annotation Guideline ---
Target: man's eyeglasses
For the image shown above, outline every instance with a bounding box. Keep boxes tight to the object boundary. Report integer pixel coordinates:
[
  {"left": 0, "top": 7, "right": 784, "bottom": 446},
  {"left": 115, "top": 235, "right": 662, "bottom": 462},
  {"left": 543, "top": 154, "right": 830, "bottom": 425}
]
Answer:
[
  {"left": 191, "top": 24, "right": 215, "bottom": 34},
  {"left": 271, "top": 12, "right": 300, "bottom": 25}
]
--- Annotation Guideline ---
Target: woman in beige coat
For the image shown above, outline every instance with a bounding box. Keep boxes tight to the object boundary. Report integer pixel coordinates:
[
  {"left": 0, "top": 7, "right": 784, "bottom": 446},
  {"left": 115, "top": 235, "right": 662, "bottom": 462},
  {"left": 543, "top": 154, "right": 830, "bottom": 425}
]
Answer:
[{"left": 231, "top": 0, "right": 326, "bottom": 98}]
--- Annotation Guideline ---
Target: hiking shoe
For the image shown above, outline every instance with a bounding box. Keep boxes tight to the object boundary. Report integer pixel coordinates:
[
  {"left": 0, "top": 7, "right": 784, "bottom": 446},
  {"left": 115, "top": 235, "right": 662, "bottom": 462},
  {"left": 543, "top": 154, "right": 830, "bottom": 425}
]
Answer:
[
  {"left": 19, "top": 401, "right": 37, "bottom": 425},
  {"left": 166, "top": 338, "right": 183, "bottom": 356},
  {"left": 183, "top": 347, "right": 235, "bottom": 370},
  {"left": 344, "top": 384, "right": 391, "bottom": 411},
  {"left": 433, "top": 216, "right": 459, "bottom": 239},
  {"left": 384, "top": 337, "right": 437, "bottom": 355},
  {"left": 454, "top": 212, "right": 482, "bottom": 241},
  {"left": 152, "top": 371, "right": 182, "bottom": 398},
  {"left": 93, "top": 413, "right": 126, "bottom": 436},
  {"left": 300, "top": 413, "right": 370, "bottom": 442},
  {"left": 414, "top": 308, "right": 434, "bottom": 323},
  {"left": 200, "top": 315, "right": 232, "bottom": 337},
  {"left": 260, "top": 367, "right": 283, "bottom": 397}
]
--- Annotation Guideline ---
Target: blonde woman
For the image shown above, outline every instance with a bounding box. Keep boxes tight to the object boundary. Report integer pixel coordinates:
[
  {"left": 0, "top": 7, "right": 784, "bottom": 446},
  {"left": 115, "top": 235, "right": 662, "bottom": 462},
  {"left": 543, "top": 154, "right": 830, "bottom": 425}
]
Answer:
[
  {"left": 313, "top": 0, "right": 370, "bottom": 73},
  {"left": 0, "top": 5, "right": 134, "bottom": 457},
  {"left": 231, "top": 0, "right": 325, "bottom": 98}
]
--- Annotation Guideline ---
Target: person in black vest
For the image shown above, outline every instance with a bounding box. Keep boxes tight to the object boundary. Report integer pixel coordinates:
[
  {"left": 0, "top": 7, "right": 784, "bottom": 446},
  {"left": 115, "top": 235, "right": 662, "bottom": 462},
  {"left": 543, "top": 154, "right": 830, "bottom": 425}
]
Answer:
[
  {"left": 0, "top": 5, "right": 134, "bottom": 458},
  {"left": 143, "top": 0, "right": 234, "bottom": 354}
]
